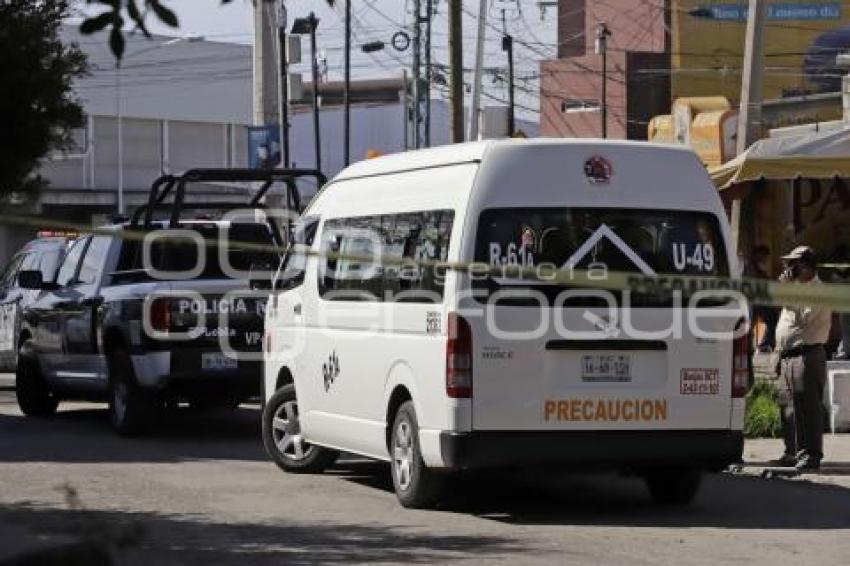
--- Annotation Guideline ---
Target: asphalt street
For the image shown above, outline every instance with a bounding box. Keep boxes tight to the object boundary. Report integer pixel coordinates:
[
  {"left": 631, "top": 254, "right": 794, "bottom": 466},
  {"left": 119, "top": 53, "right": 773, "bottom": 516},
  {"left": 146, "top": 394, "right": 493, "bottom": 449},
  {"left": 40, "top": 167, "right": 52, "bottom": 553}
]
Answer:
[{"left": 1, "top": 375, "right": 849, "bottom": 565}]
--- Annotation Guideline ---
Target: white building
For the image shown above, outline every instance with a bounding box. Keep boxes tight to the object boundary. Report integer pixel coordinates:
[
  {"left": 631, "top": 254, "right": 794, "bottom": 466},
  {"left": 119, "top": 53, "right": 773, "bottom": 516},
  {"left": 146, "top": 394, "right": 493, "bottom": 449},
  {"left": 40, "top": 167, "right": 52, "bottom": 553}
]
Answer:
[{"left": 1, "top": 25, "right": 537, "bottom": 265}]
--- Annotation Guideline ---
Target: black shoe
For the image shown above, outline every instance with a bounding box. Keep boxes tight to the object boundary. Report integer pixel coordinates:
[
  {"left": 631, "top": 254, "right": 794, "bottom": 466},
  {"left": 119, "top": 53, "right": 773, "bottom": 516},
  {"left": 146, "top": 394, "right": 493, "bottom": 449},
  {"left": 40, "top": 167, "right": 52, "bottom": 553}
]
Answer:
[
  {"left": 795, "top": 457, "right": 820, "bottom": 472},
  {"left": 770, "top": 454, "right": 797, "bottom": 467}
]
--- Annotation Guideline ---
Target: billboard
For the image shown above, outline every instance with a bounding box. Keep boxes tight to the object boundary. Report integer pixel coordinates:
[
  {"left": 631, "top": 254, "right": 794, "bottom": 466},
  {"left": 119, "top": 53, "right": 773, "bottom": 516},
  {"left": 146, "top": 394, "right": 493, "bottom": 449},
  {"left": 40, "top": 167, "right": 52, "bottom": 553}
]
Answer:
[{"left": 672, "top": 1, "right": 850, "bottom": 107}]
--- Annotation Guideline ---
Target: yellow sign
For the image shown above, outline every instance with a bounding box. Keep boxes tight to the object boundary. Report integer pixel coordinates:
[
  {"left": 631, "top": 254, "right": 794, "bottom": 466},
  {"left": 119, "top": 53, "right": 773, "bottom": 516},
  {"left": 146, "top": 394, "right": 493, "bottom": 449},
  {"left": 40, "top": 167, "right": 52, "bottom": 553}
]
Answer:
[
  {"left": 672, "top": 0, "right": 850, "bottom": 105},
  {"left": 544, "top": 399, "right": 669, "bottom": 423}
]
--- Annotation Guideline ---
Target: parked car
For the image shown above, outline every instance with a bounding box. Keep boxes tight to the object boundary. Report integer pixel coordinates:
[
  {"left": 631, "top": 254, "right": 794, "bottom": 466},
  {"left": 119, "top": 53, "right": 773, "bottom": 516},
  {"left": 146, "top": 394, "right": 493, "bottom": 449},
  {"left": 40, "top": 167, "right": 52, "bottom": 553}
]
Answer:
[
  {"left": 0, "top": 234, "right": 74, "bottom": 372},
  {"left": 261, "top": 139, "right": 746, "bottom": 508}
]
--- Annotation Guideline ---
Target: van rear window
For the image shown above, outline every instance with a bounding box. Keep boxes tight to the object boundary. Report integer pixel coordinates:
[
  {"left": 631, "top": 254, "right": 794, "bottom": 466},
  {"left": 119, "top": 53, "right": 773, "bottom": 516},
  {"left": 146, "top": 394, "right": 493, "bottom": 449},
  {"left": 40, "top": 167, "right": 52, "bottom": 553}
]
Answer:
[{"left": 474, "top": 208, "right": 729, "bottom": 305}]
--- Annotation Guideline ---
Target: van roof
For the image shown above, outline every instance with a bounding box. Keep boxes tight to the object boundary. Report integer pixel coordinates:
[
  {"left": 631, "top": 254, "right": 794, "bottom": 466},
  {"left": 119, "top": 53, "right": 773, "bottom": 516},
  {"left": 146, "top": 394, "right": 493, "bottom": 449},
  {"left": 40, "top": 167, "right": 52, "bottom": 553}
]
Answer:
[{"left": 333, "top": 138, "right": 695, "bottom": 182}]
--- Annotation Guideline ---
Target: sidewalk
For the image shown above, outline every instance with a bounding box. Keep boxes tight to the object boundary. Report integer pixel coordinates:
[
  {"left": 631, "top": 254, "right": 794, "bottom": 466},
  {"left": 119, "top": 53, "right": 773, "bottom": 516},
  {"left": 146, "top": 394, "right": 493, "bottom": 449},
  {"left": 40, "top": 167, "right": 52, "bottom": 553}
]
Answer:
[
  {"left": 0, "top": 372, "right": 13, "bottom": 391},
  {"left": 743, "top": 435, "right": 850, "bottom": 488}
]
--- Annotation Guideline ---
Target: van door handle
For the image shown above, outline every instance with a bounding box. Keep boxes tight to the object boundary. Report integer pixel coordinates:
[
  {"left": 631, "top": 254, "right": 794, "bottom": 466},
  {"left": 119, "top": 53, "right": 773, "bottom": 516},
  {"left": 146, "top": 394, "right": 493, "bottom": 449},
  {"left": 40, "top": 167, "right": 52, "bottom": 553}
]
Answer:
[{"left": 293, "top": 304, "right": 302, "bottom": 315}]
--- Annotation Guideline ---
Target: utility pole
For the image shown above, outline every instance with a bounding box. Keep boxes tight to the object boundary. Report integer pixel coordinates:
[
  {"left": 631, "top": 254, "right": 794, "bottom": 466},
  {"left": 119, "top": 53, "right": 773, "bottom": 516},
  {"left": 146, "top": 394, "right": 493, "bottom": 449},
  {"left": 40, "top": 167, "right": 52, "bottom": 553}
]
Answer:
[
  {"left": 277, "top": 0, "right": 290, "bottom": 168},
  {"left": 501, "top": 9, "right": 515, "bottom": 136},
  {"left": 736, "top": 0, "right": 765, "bottom": 155},
  {"left": 595, "top": 22, "right": 611, "bottom": 139},
  {"left": 292, "top": 13, "right": 321, "bottom": 170},
  {"left": 448, "top": 0, "right": 464, "bottom": 143},
  {"left": 424, "top": 0, "right": 433, "bottom": 147},
  {"left": 308, "top": 14, "right": 320, "bottom": 171},
  {"left": 343, "top": 0, "right": 351, "bottom": 166},
  {"left": 411, "top": 0, "right": 422, "bottom": 148},
  {"left": 468, "top": 0, "right": 487, "bottom": 141},
  {"left": 731, "top": 0, "right": 766, "bottom": 255}
]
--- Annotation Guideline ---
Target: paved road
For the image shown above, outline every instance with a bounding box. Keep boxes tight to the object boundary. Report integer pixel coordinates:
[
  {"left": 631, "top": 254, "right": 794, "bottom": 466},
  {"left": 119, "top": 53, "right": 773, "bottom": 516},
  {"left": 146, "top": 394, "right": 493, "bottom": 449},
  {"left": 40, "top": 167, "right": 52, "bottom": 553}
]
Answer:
[{"left": 1, "top": 378, "right": 849, "bottom": 565}]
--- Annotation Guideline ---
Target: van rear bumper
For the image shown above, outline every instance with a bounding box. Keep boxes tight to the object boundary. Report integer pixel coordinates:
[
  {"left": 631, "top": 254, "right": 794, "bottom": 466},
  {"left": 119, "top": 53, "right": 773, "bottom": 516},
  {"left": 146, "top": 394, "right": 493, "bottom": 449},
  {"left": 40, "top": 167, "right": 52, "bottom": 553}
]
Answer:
[{"left": 439, "top": 430, "right": 743, "bottom": 472}]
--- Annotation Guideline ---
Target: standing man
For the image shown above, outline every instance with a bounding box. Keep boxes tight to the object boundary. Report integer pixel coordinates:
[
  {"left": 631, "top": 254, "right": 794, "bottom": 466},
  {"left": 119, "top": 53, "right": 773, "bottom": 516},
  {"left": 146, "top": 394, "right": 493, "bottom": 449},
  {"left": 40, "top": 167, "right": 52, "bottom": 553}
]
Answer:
[{"left": 774, "top": 246, "right": 832, "bottom": 471}]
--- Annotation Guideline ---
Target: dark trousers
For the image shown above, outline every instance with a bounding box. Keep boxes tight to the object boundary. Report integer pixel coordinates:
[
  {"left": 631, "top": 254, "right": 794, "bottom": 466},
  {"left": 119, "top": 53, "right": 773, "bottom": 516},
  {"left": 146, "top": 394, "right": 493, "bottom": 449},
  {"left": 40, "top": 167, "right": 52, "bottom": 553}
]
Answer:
[{"left": 778, "top": 346, "right": 826, "bottom": 461}]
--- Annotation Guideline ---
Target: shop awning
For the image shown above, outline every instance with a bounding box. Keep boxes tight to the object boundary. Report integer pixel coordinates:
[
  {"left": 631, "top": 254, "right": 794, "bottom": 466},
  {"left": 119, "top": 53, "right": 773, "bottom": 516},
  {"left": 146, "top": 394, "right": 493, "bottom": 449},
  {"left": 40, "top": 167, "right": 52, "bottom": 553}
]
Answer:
[{"left": 710, "top": 126, "right": 850, "bottom": 191}]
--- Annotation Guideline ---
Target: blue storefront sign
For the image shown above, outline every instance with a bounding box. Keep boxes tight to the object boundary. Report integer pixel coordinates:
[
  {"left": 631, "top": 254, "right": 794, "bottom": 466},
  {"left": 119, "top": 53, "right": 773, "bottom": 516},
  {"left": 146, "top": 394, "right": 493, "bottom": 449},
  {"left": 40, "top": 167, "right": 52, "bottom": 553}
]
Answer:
[{"left": 699, "top": 2, "right": 841, "bottom": 21}]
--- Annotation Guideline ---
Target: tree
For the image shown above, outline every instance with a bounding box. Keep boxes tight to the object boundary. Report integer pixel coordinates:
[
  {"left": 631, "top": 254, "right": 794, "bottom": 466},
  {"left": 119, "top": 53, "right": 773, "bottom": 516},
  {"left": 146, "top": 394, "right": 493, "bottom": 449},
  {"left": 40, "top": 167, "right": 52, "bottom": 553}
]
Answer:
[
  {"left": 0, "top": 0, "right": 88, "bottom": 201},
  {"left": 81, "top": 1, "right": 334, "bottom": 61},
  {"left": 81, "top": 0, "right": 249, "bottom": 61}
]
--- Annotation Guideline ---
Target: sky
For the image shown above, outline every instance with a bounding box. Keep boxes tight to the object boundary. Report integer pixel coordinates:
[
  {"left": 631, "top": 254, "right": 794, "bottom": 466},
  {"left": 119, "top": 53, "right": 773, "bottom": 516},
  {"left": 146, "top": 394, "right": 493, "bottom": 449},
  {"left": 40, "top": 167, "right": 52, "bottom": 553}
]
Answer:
[{"left": 70, "top": 1, "right": 559, "bottom": 120}]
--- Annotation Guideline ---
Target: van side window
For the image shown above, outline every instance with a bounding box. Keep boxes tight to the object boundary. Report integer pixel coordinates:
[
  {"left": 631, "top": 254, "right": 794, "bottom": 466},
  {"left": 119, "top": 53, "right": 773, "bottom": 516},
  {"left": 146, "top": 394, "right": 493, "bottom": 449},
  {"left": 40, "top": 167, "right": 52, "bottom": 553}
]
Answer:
[{"left": 319, "top": 210, "right": 454, "bottom": 303}]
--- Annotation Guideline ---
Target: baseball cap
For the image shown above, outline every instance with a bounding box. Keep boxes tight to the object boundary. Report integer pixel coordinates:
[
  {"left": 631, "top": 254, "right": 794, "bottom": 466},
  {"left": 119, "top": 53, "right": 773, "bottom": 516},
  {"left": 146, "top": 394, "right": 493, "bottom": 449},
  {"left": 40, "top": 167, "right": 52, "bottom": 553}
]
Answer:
[{"left": 781, "top": 245, "right": 816, "bottom": 265}]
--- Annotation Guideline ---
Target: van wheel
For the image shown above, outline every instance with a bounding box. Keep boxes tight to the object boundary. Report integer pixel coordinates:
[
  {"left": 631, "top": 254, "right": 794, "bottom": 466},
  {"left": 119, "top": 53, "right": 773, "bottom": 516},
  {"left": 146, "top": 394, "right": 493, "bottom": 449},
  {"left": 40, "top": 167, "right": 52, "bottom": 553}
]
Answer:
[
  {"left": 644, "top": 468, "right": 702, "bottom": 505},
  {"left": 262, "top": 384, "right": 338, "bottom": 473},
  {"left": 107, "top": 348, "right": 154, "bottom": 436},
  {"left": 390, "top": 401, "right": 442, "bottom": 508},
  {"left": 15, "top": 345, "right": 58, "bottom": 417}
]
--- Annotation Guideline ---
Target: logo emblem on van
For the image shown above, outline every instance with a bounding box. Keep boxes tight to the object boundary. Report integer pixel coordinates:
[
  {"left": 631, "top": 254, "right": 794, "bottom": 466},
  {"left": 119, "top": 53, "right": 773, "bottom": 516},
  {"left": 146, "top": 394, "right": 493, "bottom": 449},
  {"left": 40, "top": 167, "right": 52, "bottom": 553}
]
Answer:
[
  {"left": 584, "top": 156, "right": 612, "bottom": 184},
  {"left": 322, "top": 351, "right": 340, "bottom": 392}
]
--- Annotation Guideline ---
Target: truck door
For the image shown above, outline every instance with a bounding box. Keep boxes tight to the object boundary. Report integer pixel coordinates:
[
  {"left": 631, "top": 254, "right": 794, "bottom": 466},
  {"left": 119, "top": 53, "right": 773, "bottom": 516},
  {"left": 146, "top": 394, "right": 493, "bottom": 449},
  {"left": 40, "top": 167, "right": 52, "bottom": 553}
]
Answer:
[
  {"left": 61, "top": 235, "right": 112, "bottom": 388},
  {"left": 37, "top": 237, "right": 89, "bottom": 382}
]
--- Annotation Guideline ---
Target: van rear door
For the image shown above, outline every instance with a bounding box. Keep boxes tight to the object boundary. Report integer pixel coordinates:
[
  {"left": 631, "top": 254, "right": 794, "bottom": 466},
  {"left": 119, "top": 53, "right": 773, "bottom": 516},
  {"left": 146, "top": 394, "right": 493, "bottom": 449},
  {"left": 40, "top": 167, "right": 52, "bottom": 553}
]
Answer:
[{"left": 466, "top": 207, "right": 741, "bottom": 432}]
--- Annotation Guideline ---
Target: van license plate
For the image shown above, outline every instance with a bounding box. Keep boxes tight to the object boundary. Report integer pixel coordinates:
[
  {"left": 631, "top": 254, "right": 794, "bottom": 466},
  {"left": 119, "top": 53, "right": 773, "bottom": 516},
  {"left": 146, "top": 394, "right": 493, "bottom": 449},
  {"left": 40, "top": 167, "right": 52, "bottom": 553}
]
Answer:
[
  {"left": 581, "top": 355, "right": 631, "bottom": 382},
  {"left": 201, "top": 353, "right": 238, "bottom": 371}
]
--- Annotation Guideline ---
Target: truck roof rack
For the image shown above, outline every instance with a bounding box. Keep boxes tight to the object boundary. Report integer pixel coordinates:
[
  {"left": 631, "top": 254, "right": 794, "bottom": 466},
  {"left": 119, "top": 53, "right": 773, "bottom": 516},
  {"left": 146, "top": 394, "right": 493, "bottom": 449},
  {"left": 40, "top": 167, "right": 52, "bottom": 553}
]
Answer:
[{"left": 128, "top": 168, "right": 327, "bottom": 244}]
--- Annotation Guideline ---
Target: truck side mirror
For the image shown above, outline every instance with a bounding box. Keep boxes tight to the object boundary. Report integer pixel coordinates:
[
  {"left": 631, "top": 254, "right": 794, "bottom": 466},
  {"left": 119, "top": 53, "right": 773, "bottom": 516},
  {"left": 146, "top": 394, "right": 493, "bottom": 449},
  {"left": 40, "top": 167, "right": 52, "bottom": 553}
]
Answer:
[
  {"left": 249, "top": 261, "right": 274, "bottom": 291},
  {"left": 17, "top": 270, "right": 46, "bottom": 290}
]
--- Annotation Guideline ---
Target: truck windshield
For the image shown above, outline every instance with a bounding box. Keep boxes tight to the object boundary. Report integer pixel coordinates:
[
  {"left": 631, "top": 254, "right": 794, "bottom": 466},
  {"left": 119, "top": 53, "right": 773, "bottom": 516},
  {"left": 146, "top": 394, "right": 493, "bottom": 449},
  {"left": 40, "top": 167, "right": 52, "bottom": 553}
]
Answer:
[{"left": 474, "top": 207, "right": 729, "bottom": 306}]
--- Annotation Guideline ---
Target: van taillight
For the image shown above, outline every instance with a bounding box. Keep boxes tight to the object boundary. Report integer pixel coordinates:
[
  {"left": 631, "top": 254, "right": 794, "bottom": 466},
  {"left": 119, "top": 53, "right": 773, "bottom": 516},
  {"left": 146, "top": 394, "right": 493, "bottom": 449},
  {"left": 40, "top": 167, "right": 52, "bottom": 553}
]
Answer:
[
  {"left": 732, "top": 318, "right": 749, "bottom": 398},
  {"left": 446, "top": 313, "right": 472, "bottom": 398},
  {"left": 150, "top": 298, "right": 171, "bottom": 332}
]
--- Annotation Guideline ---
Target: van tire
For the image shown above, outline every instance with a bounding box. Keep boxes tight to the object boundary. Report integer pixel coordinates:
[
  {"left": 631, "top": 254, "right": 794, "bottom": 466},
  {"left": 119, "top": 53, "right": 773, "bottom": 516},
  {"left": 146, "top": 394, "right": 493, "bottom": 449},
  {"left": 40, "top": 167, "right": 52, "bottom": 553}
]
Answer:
[
  {"left": 107, "top": 347, "right": 154, "bottom": 436},
  {"left": 15, "top": 345, "right": 58, "bottom": 417},
  {"left": 390, "top": 401, "right": 442, "bottom": 509},
  {"left": 644, "top": 468, "right": 702, "bottom": 505},
  {"left": 262, "top": 384, "right": 338, "bottom": 473}
]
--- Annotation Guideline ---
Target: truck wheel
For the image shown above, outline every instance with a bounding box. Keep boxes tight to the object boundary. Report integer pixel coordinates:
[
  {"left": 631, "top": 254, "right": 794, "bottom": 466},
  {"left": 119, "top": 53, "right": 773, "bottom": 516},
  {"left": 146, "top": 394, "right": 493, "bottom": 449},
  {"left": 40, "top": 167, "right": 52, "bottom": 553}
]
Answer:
[
  {"left": 107, "top": 348, "right": 154, "bottom": 436},
  {"left": 15, "top": 345, "right": 58, "bottom": 417},
  {"left": 262, "top": 384, "right": 338, "bottom": 473},
  {"left": 644, "top": 468, "right": 702, "bottom": 505},
  {"left": 390, "top": 401, "right": 443, "bottom": 508}
]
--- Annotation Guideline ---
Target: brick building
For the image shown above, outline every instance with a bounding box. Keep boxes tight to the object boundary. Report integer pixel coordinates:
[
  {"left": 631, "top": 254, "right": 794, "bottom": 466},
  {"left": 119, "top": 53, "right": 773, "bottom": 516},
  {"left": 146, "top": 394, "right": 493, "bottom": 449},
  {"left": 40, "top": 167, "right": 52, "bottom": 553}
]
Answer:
[{"left": 540, "top": 0, "right": 671, "bottom": 139}]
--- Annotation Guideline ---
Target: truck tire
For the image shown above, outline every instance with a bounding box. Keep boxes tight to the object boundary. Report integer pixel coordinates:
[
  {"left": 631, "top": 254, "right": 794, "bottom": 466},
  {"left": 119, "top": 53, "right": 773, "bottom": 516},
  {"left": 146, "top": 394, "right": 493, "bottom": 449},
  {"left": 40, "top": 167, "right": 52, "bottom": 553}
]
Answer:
[
  {"left": 644, "top": 467, "right": 702, "bottom": 505},
  {"left": 107, "top": 347, "right": 154, "bottom": 436},
  {"left": 390, "top": 401, "right": 443, "bottom": 508},
  {"left": 15, "top": 344, "right": 58, "bottom": 417},
  {"left": 262, "top": 384, "right": 338, "bottom": 473}
]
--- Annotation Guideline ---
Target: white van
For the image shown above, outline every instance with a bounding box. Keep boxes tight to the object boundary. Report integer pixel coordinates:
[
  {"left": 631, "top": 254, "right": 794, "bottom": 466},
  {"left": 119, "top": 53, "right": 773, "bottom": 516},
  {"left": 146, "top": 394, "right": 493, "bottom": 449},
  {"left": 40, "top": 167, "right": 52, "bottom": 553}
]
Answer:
[{"left": 261, "top": 139, "right": 747, "bottom": 508}]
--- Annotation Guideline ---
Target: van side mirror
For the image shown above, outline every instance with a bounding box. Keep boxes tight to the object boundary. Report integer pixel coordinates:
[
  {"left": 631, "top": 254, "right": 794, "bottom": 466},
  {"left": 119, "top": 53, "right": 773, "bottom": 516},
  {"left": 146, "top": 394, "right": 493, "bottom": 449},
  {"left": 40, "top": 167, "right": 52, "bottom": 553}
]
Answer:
[
  {"left": 249, "top": 261, "right": 274, "bottom": 291},
  {"left": 18, "top": 270, "right": 46, "bottom": 290}
]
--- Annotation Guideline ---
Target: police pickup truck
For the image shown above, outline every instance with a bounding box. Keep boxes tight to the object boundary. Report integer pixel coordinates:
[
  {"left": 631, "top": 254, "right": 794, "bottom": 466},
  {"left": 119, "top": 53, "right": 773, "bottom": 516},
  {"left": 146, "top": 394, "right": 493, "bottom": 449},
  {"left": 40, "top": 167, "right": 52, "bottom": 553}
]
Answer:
[{"left": 14, "top": 168, "right": 324, "bottom": 435}]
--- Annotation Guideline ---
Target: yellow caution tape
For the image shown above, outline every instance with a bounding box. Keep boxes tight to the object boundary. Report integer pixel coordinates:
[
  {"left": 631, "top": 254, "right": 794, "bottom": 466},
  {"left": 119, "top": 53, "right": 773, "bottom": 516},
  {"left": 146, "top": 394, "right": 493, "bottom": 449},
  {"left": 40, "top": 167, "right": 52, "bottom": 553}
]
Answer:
[{"left": 3, "top": 213, "right": 850, "bottom": 312}]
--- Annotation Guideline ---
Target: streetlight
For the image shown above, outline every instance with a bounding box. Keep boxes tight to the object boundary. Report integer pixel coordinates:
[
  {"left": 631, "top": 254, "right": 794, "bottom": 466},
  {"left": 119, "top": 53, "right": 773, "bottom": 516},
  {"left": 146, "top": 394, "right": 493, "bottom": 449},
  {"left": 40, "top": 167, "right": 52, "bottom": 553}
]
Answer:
[
  {"left": 595, "top": 22, "right": 611, "bottom": 139},
  {"left": 115, "top": 35, "right": 203, "bottom": 215},
  {"left": 292, "top": 13, "right": 321, "bottom": 172}
]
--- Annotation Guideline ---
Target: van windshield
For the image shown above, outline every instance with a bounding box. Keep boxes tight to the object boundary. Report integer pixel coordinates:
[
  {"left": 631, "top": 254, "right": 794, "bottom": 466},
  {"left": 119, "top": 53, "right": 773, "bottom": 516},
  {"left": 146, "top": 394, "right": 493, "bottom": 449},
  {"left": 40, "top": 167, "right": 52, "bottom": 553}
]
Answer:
[{"left": 474, "top": 207, "right": 729, "bottom": 306}]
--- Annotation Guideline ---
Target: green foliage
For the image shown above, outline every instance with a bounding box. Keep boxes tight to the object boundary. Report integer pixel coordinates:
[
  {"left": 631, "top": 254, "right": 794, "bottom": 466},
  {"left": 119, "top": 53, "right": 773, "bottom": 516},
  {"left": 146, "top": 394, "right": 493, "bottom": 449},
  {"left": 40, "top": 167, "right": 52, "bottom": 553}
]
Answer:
[
  {"left": 744, "top": 382, "right": 783, "bottom": 438},
  {"left": 81, "top": 1, "right": 336, "bottom": 61},
  {"left": 80, "top": 0, "right": 242, "bottom": 61},
  {"left": 0, "top": 0, "right": 88, "bottom": 201}
]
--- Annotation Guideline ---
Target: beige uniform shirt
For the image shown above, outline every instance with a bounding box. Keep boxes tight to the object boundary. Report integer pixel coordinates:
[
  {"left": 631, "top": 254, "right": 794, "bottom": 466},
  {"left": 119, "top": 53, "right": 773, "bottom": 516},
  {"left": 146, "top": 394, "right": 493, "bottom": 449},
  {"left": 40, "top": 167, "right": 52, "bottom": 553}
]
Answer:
[{"left": 775, "top": 277, "right": 832, "bottom": 352}]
